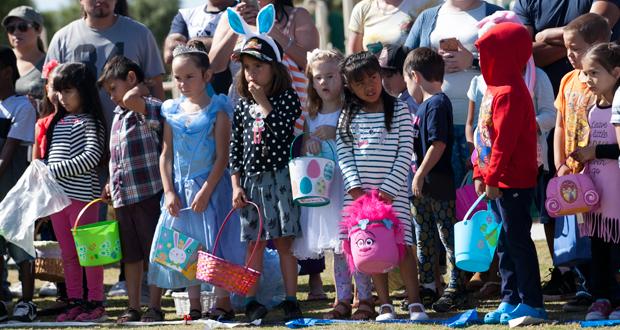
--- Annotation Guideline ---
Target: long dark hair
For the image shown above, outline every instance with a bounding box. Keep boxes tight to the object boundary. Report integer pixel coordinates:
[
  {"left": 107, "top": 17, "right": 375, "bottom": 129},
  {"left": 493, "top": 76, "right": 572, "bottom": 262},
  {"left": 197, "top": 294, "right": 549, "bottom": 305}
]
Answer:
[
  {"left": 45, "top": 62, "right": 107, "bottom": 162},
  {"left": 339, "top": 51, "right": 395, "bottom": 139},
  {"left": 585, "top": 42, "right": 620, "bottom": 92},
  {"left": 273, "top": 0, "right": 294, "bottom": 25}
]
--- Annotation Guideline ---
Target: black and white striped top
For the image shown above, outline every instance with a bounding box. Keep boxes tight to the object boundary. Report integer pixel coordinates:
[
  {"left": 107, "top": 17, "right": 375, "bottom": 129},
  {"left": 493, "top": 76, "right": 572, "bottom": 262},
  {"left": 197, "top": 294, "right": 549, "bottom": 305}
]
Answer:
[{"left": 47, "top": 114, "right": 105, "bottom": 202}]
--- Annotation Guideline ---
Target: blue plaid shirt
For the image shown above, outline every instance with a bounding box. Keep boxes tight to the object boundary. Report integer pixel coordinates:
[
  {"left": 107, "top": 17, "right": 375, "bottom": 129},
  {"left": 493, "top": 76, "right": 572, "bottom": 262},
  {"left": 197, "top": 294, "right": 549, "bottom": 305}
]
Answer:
[{"left": 109, "top": 96, "right": 163, "bottom": 208}]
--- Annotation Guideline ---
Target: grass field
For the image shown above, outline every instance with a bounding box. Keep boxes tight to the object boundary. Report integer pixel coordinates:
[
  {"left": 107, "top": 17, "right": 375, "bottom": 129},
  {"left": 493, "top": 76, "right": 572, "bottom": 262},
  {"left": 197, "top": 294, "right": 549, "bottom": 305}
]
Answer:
[{"left": 4, "top": 240, "right": 592, "bottom": 329}]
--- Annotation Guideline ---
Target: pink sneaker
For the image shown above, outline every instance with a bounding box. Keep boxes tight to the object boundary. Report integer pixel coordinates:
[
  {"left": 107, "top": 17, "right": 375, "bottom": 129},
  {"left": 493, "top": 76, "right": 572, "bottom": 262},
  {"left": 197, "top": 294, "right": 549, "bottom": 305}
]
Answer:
[
  {"left": 56, "top": 303, "right": 85, "bottom": 322},
  {"left": 75, "top": 303, "right": 107, "bottom": 322},
  {"left": 586, "top": 299, "right": 612, "bottom": 321}
]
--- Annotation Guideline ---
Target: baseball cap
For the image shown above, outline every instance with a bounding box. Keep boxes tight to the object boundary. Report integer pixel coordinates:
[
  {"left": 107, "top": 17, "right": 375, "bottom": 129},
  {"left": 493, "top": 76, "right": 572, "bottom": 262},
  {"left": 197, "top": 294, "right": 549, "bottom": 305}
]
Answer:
[
  {"left": 378, "top": 44, "right": 407, "bottom": 72},
  {"left": 239, "top": 37, "right": 283, "bottom": 63},
  {"left": 2, "top": 6, "right": 44, "bottom": 27}
]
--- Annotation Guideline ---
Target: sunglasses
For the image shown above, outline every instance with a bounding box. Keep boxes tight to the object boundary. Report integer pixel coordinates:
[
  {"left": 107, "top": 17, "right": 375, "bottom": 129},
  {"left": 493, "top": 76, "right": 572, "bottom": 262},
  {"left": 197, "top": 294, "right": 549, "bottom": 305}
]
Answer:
[{"left": 5, "top": 22, "right": 32, "bottom": 34}]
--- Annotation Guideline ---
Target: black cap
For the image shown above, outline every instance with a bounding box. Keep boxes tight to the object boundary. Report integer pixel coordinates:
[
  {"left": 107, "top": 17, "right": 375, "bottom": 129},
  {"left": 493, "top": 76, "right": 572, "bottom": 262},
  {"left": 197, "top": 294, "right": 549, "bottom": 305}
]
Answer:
[
  {"left": 378, "top": 44, "right": 407, "bottom": 72},
  {"left": 239, "top": 37, "right": 283, "bottom": 63}
]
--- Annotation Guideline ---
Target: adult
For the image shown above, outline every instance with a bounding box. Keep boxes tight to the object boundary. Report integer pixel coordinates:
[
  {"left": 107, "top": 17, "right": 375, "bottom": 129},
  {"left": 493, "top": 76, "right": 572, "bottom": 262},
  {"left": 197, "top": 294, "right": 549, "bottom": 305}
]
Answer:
[
  {"left": 347, "top": 0, "right": 441, "bottom": 54},
  {"left": 163, "top": 0, "right": 236, "bottom": 64},
  {"left": 209, "top": 0, "right": 319, "bottom": 105},
  {"left": 404, "top": 0, "right": 503, "bottom": 186},
  {"left": 514, "top": 0, "right": 620, "bottom": 94},
  {"left": 3, "top": 6, "right": 46, "bottom": 108},
  {"left": 45, "top": 0, "right": 165, "bottom": 129}
]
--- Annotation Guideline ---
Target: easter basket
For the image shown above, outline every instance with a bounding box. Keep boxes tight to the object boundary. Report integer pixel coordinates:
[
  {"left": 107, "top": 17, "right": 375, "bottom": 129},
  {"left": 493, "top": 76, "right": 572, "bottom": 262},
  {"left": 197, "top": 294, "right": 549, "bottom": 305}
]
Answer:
[
  {"left": 71, "top": 199, "right": 122, "bottom": 267},
  {"left": 33, "top": 240, "right": 64, "bottom": 283}
]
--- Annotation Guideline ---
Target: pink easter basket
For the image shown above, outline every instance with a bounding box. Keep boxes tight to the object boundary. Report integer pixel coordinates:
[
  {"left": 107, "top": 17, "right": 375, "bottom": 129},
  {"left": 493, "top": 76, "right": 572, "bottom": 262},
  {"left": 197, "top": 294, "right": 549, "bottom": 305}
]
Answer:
[
  {"left": 196, "top": 202, "right": 262, "bottom": 296},
  {"left": 341, "top": 191, "right": 405, "bottom": 275},
  {"left": 545, "top": 166, "right": 599, "bottom": 218}
]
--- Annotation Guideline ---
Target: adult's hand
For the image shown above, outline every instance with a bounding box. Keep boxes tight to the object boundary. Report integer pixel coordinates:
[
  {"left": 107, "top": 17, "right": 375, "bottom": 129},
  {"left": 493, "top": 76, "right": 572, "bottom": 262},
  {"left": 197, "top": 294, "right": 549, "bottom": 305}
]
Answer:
[{"left": 439, "top": 40, "right": 474, "bottom": 73}]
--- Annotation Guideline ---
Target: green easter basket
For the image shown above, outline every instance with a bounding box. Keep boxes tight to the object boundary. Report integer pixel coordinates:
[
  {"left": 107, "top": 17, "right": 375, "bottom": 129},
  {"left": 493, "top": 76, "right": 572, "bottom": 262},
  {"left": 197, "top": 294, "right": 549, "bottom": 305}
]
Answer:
[{"left": 71, "top": 198, "right": 122, "bottom": 267}]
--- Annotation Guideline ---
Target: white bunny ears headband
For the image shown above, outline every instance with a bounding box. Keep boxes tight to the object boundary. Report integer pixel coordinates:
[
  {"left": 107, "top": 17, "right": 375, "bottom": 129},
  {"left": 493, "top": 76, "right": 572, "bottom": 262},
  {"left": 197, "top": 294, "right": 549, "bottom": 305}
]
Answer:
[{"left": 228, "top": 4, "right": 283, "bottom": 63}]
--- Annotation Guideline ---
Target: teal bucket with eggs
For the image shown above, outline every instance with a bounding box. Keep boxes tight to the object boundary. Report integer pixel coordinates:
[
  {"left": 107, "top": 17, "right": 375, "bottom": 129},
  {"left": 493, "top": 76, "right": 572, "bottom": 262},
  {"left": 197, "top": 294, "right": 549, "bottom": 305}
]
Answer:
[
  {"left": 288, "top": 133, "right": 336, "bottom": 207},
  {"left": 454, "top": 193, "right": 502, "bottom": 272}
]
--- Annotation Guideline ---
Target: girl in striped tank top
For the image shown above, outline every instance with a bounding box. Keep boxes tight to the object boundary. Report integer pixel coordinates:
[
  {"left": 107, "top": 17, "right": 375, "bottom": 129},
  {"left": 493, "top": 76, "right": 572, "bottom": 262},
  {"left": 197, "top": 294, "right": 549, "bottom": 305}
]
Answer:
[
  {"left": 46, "top": 63, "right": 107, "bottom": 322},
  {"left": 337, "top": 52, "right": 428, "bottom": 321}
]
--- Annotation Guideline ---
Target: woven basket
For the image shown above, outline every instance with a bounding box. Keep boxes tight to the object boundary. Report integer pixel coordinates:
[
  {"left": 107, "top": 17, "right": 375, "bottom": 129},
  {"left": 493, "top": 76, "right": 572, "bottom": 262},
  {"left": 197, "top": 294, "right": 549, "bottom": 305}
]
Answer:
[
  {"left": 196, "top": 202, "right": 262, "bottom": 296},
  {"left": 33, "top": 241, "right": 64, "bottom": 282}
]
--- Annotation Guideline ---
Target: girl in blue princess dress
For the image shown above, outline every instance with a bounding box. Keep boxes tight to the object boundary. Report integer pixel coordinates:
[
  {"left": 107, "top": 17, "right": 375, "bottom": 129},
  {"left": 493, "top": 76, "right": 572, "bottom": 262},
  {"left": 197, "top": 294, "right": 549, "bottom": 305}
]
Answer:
[{"left": 148, "top": 41, "right": 244, "bottom": 321}]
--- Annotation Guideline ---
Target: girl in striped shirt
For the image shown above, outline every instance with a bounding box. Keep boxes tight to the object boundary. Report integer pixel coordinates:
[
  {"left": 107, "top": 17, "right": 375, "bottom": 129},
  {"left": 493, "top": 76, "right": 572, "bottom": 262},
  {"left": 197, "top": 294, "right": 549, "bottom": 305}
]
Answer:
[
  {"left": 46, "top": 63, "right": 107, "bottom": 322},
  {"left": 337, "top": 52, "right": 427, "bottom": 321}
]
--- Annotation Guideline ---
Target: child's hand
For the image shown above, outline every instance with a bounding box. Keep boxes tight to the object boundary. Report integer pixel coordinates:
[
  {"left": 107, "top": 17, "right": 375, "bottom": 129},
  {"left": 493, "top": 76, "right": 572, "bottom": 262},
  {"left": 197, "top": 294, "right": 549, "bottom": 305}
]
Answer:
[
  {"left": 232, "top": 187, "right": 248, "bottom": 209},
  {"left": 305, "top": 138, "right": 322, "bottom": 155},
  {"left": 570, "top": 146, "right": 596, "bottom": 164},
  {"left": 378, "top": 191, "right": 394, "bottom": 204},
  {"left": 474, "top": 178, "right": 486, "bottom": 196},
  {"left": 164, "top": 191, "right": 182, "bottom": 217},
  {"left": 313, "top": 125, "right": 337, "bottom": 141},
  {"left": 485, "top": 185, "right": 501, "bottom": 200},
  {"left": 412, "top": 173, "right": 424, "bottom": 197},
  {"left": 349, "top": 187, "right": 365, "bottom": 200},
  {"left": 100, "top": 184, "right": 111, "bottom": 203},
  {"left": 248, "top": 82, "right": 268, "bottom": 104},
  {"left": 191, "top": 188, "right": 212, "bottom": 213},
  {"left": 556, "top": 164, "right": 571, "bottom": 177}
]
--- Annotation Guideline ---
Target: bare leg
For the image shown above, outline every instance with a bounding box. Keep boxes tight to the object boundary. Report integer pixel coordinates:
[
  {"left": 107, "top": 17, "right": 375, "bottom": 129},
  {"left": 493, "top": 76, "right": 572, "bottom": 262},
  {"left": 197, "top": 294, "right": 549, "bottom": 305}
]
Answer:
[{"left": 272, "top": 237, "right": 298, "bottom": 297}]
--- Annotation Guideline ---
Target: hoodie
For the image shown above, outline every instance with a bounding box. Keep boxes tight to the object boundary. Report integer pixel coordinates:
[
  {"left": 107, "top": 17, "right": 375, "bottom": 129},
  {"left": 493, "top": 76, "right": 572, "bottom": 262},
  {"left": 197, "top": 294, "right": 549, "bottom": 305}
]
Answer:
[{"left": 472, "top": 22, "right": 538, "bottom": 189}]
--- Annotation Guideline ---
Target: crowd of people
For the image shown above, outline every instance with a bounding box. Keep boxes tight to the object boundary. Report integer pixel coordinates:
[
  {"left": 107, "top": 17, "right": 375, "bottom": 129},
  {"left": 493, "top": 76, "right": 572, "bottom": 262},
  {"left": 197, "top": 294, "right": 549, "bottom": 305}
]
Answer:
[{"left": 0, "top": 0, "right": 620, "bottom": 325}]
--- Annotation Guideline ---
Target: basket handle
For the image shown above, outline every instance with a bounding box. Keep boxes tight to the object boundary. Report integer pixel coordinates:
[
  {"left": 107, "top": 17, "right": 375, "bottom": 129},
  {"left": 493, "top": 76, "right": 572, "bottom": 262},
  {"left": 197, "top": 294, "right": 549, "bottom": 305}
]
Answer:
[
  {"left": 463, "top": 192, "right": 486, "bottom": 222},
  {"left": 289, "top": 132, "right": 336, "bottom": 161},
  {"left": 211, "top": 201, "right": 263, "bottom": 270},
  {"left": 73, "top": 198, "right": 104, "bottom": 231}
]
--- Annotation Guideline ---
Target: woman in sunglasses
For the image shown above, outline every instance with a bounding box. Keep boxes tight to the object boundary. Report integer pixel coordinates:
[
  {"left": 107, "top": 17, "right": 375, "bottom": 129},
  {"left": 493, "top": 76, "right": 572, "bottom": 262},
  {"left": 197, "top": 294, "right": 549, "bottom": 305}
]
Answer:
[{"left": 2, "top": 6, "right": 46, "bottom": 107}]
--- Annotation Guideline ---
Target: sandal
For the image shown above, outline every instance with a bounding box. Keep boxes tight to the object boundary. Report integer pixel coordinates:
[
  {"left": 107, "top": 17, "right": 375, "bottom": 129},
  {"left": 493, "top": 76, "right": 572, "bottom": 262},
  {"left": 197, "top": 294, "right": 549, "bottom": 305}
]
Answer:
[
  {"left": 116, "top": 308, "right": 141, "bottom": 324},
  {"left": 323, "top": 301, "right": 352, "bottom": 319},
  {"left": 188, "top": 309, "right": 202, "bottom": 320},
  {"left": 351, "top": 300, "right": 378, "bottom": 320},
  {"left": 141, "top": 307, "right": 164, "bottom": 322},
  {"left": 207, "top": 307, "right": 235, "bottom": 321}
]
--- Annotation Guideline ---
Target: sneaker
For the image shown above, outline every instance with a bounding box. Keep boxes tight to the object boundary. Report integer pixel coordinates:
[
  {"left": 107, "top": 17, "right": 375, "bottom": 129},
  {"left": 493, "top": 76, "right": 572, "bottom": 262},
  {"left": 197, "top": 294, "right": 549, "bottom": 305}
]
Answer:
[
  {"left": 408, "top": 303, "right": 428, "bottom": 321},
  {"left": 9, "top": 283, "right": 22, "bottom": 298},
  {"left": 609, "top": 306, "right": 620, "bottom": 320},
  {"left": 107, "top": 281, "right": 128, "bottom": 297},
  {"left": 542, "top": 268, "right": 576, "bottom": 301},
  {"left": 419, "top": 287, "right": 438, "bottom": 308},
  {"left": 432, "top": 288, "right": 467, "bottom": 313},
  {"left": 56, "top": 300, "right": 85, "bottom": 322},
  {"left": 75, "top": 301, "right": 107, "bottom": 322},
  {"left": 586, "top": 299, "right": 612, "bottom": 321},
  {"left": 277, "top": 300, "right": 302, "bottom": 321},
  {"left": 10, "top": 300, "right": 37, "bottom": 322},
  {"left": 0, "top": 301, "right": 8, "bottom": 322},
  {"left": 563, "top": 291, "right": 594, "bottom": 312},
  {"left": 39, "top": 282, "right": 58, "bottom": 297},
  {"left": 245, "top": 300, "right": 268, "bottom": 322},
  {"left": 484, "top": 302, "right": 517, "bottom": 324},
  {"left": 499, "top": 303, "right": 547, "bottom": 325},
  {"left": 375, "top": 304, "right": 396, "bottom": 321}
]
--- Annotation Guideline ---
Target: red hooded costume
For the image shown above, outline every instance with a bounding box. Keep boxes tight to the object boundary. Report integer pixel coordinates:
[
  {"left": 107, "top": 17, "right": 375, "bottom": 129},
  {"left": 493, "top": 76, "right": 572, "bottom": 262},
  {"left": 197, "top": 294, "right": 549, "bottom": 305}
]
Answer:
[{"left": 473, "top": 22, "right": 538, "bottom": 189}]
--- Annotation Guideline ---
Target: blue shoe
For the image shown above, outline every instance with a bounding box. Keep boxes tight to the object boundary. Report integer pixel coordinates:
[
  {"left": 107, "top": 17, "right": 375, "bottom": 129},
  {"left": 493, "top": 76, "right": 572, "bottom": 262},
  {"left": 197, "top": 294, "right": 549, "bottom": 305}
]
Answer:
[
  {"left": 499, "top": 303, "right": 547, "bottom": 325},
  {"left": 484, "top": 302, "right": 517, "bottom": 324}
]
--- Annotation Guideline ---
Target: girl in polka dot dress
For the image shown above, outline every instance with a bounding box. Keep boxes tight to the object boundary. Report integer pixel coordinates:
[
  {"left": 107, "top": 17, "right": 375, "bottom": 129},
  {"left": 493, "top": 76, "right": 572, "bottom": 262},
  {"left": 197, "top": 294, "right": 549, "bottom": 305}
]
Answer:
[{"left": 229, "top": 35, "right": 303, "bottom": 321}]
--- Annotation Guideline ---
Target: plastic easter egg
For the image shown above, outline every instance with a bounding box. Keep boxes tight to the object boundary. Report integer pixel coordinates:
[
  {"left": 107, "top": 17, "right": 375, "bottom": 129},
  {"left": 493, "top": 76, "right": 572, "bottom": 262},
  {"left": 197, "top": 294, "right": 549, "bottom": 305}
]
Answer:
[
  {"left": 307, "top": 160, "right": 321, "bottom": 179},
  {"left": 300, "top": 177, "right": 313, "bottom": 194}
]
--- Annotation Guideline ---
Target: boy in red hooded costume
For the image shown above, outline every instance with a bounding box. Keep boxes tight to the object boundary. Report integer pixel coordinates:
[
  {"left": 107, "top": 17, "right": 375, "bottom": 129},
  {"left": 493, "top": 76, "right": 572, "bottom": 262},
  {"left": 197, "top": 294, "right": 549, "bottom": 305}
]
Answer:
[{"left": 473, "top": 22, "right": 546, "bottom": 324}]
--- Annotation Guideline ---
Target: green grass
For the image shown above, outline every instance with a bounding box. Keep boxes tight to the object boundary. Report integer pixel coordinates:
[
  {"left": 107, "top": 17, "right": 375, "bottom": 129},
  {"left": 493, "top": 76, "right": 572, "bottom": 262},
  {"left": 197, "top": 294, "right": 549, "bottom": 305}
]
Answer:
[{"left": 4, "top": 240, "right": 590, "bottom": 329}]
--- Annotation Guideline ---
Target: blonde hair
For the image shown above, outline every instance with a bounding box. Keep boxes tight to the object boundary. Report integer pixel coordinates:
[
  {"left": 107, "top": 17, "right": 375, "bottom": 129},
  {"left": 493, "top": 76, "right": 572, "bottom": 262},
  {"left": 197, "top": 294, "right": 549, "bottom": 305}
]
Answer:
[{"left": 305, "top": 48, "right": 345, "bottom": 119}]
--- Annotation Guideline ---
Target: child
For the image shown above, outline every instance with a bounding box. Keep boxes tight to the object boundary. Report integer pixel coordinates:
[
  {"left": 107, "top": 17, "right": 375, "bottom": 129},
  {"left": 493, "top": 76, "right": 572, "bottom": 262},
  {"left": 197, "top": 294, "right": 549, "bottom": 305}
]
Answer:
[
  {"left": 0, "top": 46, "right": 37, "bottom": 322},
  {"left": 403, "top": 47, "right": 467, "bottom": 313},
  {"left": 473, "top": 22, "right": 546, "bottom": 324},
  {"left": 555, "top": 13, "right": 611, "bottom": 177},
  {"left": 229, "top": 35, "right": 303, "bottom": 321},
  {"left": 97, "top": 56, "right": 164, "bottom": 323},
  {"left": 337, "top": 51, "right": 426, "bottom": 321},
  {"left": 379, "top": 44, "right": 419, "bottom": 115},
  {"left": 570, "top": 43, "right": 620, "bottom": 321},
  {"left": 46, "top": 62, "right": 107, "bottom": 322},
  {"left": 148, "top": 41, "right": 244, "bottom": 321}
]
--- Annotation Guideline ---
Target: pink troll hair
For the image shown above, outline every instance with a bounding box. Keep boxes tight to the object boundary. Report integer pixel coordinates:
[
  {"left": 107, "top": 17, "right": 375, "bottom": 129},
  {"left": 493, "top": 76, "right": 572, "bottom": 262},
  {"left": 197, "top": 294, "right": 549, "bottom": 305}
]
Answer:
[{"left": 340, "top": 190, "right": 406, "bottom": 273}]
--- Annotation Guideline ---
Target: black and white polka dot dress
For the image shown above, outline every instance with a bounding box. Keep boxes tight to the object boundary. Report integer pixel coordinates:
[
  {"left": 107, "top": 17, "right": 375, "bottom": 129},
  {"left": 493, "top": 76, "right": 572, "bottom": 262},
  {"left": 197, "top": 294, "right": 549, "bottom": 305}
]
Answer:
[{"left": 230, "top": 88, "right": 303, "bottom": 241}]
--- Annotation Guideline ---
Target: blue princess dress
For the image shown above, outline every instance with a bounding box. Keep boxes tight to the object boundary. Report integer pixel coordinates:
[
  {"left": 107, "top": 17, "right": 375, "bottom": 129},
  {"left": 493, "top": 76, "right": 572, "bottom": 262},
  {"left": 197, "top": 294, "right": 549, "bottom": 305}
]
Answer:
[{"left": 148, "top": 94, "right": 246, "bottom": 289}]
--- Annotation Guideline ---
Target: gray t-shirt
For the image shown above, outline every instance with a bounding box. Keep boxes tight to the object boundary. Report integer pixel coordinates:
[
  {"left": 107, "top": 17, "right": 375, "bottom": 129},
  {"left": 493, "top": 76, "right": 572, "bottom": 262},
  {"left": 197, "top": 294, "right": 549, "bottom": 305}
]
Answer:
[
  {"left": 45, "top": 16, "right": 165, "bottom": 129},
  {"left": 16, "top": 57, "right": 45, "bottom": 101}
]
